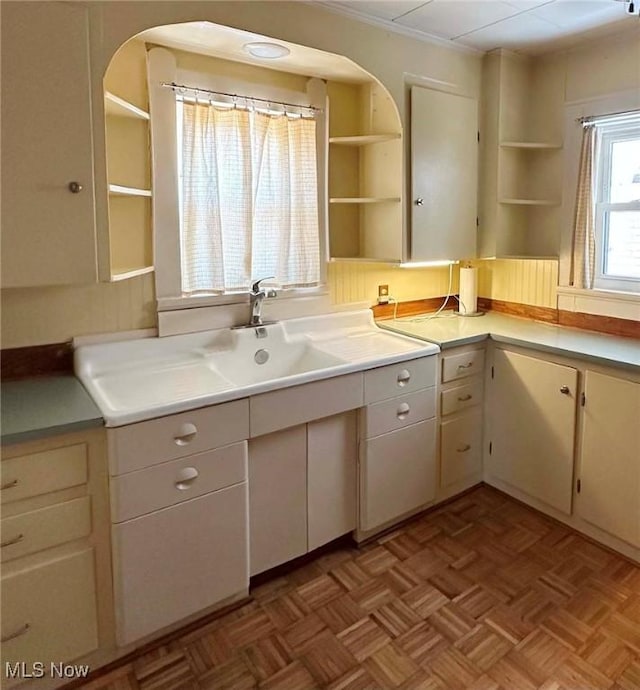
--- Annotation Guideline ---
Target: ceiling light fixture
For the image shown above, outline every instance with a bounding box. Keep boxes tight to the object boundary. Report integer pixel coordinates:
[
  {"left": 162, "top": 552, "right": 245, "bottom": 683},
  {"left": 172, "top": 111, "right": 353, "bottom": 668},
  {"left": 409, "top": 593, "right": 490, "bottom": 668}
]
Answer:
[{"left": 243, "top": 42, "right": 291, "bottom": 59}]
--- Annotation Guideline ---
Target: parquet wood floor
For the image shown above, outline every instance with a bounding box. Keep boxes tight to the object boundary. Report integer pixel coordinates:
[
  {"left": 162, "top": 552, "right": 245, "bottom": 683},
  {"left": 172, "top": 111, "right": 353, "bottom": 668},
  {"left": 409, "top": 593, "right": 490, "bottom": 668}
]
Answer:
[{"left": 78, "top": 487, "right": 640, "bottom": 690}]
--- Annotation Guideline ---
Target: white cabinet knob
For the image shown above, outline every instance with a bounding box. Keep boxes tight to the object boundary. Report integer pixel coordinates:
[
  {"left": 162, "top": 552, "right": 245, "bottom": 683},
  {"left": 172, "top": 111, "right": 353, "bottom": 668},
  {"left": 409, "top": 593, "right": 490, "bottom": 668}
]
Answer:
[
  {"left": 173, "top": 423, "right": 197, "bottom": 445},
  {"left": 175, "top": 466, "right": 199, "bottom": 490},
  {"left": 396, "top": 403, "right": 411, "bottom": 420},
  {"left": 397, "top": 369, "right": 411, "bottom": 386}
]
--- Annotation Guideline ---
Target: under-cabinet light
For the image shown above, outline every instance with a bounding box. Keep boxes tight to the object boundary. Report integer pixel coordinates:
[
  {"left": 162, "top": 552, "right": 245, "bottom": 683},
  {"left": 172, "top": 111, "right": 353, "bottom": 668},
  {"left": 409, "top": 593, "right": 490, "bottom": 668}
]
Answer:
[{"left": 396, "top": 260, "right": 459, "bottom": 268}]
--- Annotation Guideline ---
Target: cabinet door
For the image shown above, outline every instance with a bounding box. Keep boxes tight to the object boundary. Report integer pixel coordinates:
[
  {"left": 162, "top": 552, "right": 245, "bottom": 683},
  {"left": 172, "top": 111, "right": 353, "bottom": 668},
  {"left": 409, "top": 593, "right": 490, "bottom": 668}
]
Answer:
[
  {"left": 249, "top": 426, "right": 307, "bottom": 575},
  {"left": 440, "top": 407, "right": 483, "bottom": 489},
  {"left": 1, "top": 549, "right": 98, "bottom": 666},
  {"left": 487, "top": 349, "right": 578, "bottom": 514},
  {"left": 360, "top": 419, "right": 436, "bottom": 531},
  {"left": 1, "top": 2, "right": 97, "bottom": 286},
  {"left": 411, "top": 87, "right": 478, "bottom": 261},
  {"left": 578, "top": 371, "right": 640, "bottom": 547},
  {"left": 112, "top": 485, "right": 248, "bottom": 646},
  {"left": 308, "top": 412, "right": 357, "bottom": 551}
]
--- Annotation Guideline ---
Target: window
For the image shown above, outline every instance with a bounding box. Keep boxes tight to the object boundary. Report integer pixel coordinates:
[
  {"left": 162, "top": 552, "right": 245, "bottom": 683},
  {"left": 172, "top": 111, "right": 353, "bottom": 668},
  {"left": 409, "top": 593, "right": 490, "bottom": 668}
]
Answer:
[
  {"left": 177, "top": 98, "right": 321, "bottom": 295},
  {"left": 593, "top": 114, "right": 640, "bottom": 292}
]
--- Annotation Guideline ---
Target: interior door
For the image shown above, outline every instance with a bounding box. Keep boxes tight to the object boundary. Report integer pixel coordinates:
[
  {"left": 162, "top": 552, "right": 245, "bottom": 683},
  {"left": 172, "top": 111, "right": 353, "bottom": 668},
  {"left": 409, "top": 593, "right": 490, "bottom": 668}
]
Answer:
[{"left": 410, "top": 86, "right": 478, "bottom": 261}]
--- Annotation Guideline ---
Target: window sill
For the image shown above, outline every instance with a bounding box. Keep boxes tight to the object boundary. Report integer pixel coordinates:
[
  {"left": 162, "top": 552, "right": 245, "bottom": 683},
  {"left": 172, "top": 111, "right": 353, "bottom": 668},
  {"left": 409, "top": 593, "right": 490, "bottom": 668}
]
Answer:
[
  {"left": 157, "top": 286, "right": 329, "bottom": 313},
  {"left": 557, "top": 286, "right": 640, "bottom": 321}
]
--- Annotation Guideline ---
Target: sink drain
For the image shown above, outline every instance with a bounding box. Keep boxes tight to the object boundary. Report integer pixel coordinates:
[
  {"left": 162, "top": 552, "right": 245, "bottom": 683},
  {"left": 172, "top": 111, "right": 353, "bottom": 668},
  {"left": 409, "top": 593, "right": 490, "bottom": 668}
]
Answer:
[{"left": 254, "top": 349, "right": 269, "bottom": 365}]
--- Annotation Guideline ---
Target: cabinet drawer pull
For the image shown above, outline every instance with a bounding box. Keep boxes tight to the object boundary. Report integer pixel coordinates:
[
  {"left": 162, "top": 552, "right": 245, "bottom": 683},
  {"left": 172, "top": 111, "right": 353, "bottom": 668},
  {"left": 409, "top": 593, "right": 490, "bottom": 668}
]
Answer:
[
  {"left": 457, "top": 362, "right": 474, "bottom": 370},
  {"left": 1, "top": 623, "right": 30, "bottom": 643},
  {"left": 396, "top": 403, "right": 411, "bottom": 420},
  {"left": 1, "top": 534, "right": 24, "bottom": 548},
  {"left": 456, "top": 444, "right": 471, "bottom": 453},
  {"left": 560, "top": 385, "right": 571, "bottom": 395},
  {"left": 175, "top": 466, "right": 199, "bottom": 490},
  {"left": 173, "top": 423, "right": 198, "bottom": 446},
  {"left": 0, "top": 479, "right": 18, "bottom": 491},
  {"left": 397, "top": 369, "right": 411, "bottom": 386},
  {"left": 457, "top": 394, "right": 473, "bottom": 402}
]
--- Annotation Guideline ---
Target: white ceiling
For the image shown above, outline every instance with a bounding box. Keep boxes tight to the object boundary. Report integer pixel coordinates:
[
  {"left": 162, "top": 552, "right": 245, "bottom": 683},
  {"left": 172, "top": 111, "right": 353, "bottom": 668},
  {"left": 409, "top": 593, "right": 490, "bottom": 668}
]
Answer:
[{"left": 319, "top": 0, "right": 637, "bottom": 53}]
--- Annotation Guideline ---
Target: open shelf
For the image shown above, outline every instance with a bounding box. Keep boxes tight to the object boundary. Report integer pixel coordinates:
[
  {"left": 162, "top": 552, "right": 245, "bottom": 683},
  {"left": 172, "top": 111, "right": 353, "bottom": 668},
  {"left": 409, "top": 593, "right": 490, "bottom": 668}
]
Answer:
[
  {"left": 109, "top": 184, "right": 152, "bottom": 197},
  {"left": 500, "top": 141, "right": 562, "bottom": 150},
  {"left": 329, "top": 133, "right": 400, "bottom": 146},
  {"left": 330, "top": 197, "right": 400, "bottom": 204},
  {"left": 105, "top": 91, "right": 149, "bottom": 120},
  {"left": 111, "top": 265, "right": 155, "bottom": 282},
  {"left": 500, "top": 198, "right": 559, "bottom": 206}
]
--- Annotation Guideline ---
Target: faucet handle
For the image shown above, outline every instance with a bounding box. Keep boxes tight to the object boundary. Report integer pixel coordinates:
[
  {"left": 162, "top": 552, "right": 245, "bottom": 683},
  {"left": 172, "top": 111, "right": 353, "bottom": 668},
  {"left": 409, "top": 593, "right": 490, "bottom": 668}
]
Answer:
[{"left": 251, "top": 276, "right": 275, "bottom": 293}]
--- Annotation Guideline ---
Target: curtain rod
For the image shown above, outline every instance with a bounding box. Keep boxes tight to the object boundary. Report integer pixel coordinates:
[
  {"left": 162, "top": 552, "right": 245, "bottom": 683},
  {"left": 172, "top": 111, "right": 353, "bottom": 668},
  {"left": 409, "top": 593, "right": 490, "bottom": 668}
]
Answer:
[
  {"left": 577, "top": 109, "right": 639, "bottom": 125},
  {"left": 161, "top": 81, "right": 323, "bottom": 114}
]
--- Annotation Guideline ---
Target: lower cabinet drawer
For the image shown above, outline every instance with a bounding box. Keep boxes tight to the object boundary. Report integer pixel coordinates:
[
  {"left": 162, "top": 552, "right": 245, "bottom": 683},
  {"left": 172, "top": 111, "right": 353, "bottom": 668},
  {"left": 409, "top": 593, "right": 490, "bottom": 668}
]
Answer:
[
  {"left": 1, "top": 444, "right": 87, "bottom": 505},
  {"left": 364, "top": 356, "right": 437, "bottom": 404},
  {"left": 1, "top": 497, "right": 91, "bottom": 563},
  {"left": 442, "top": 348, "right": 485, "bottom": 384},
  {"left": 112, "top": 484, "right": 249, "bottom": 646},
  {"left": 1, "top": 549, "right": 98, "bottom": 666},
  {"left": 110, "top": 442, "right": 247, "bottom": 523},
  {"left": 441, "top": 379, "right": 483, "bottom": 416},
  {"left": 360, "top": 419, "right": 436, "bottom": 532},
  {"left": 360, "top": 387, "right": 436, "bottom": 440},
  {"left": 440, "top": 408, "right": 483, "bottom": 489}
]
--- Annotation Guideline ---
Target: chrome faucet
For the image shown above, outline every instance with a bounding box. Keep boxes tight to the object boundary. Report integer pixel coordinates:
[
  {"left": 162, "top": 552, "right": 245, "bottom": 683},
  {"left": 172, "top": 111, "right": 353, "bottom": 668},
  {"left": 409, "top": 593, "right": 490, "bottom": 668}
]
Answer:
[{"left": 249, "top": 277, "right": 277, "bottom": 326}]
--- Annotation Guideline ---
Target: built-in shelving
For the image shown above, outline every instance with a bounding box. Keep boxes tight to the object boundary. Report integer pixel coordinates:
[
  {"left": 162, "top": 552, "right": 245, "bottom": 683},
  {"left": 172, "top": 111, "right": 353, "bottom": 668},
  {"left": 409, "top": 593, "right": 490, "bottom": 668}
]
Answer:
[
  {"left": 500, "top": 198, "right": 559, "bottom": 206},
  {"left": 109, "top": 184, "right": 152, "bottom": 197},
  {"left": 330, "top": 197, "right": 400, "bottom": 204},
  {"left": 329, "top": 133, "right": 400, "bottom": 146},
  {"left": 500, "top": 141, "right": 562, "bottom": 150},
  {"left": 103, "top": 46, "right": 154, "bottom": 283},
  {"left": 479, "top": 51, "right": 564, "bottom": 258},
  {"left": 111, "top": 266, "right": 155, "bottom": 282},
  {"left": 105, "top": 91, "right": 150, "bottom": 120}
]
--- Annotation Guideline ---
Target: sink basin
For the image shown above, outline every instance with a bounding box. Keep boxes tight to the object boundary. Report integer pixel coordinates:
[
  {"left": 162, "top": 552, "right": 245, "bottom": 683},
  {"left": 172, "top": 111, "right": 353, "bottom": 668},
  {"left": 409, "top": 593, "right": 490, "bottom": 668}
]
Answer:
[
  {"left": 205, "top": 323, "right": 346, "bottom": 385},
  {"left": 74, "top": 309, "right": 440, "bottom": 425}
]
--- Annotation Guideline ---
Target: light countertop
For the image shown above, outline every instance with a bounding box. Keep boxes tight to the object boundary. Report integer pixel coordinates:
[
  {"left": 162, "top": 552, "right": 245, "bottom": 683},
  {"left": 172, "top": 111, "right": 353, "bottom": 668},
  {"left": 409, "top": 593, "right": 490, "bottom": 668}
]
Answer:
[
  {"left": 379, "top": 311, "right": 640, "bottom": 370},
  {"left": 1, "top": 376, "right": 104, "bottom": 446}
]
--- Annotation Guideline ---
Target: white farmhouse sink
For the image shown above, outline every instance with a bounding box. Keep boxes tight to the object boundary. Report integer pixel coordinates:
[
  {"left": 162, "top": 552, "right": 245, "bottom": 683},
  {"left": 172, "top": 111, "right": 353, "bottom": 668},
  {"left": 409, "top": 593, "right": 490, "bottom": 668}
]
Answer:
[
  {"left": 206, "top": 324, "right": 345, "bottom": 385},
  {"left": 75, "top": 309, "right": 439, "bottom": 425}
]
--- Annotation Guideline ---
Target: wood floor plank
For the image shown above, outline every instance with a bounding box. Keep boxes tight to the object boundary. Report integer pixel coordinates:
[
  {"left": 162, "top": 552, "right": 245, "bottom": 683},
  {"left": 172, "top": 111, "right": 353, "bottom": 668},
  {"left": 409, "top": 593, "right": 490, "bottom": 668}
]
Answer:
[{"left": 73, "top": 487, "right": 640, "bottom": 690}]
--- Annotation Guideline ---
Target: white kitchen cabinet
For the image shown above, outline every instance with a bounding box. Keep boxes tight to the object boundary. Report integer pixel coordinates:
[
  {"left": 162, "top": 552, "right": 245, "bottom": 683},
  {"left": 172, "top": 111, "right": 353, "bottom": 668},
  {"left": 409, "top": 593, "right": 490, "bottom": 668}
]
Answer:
[
  {"left": 360, "top": 420, "right": 437, "bottom": 532},
  {"left": 1, "top": 1, "right": 97, "bottom": 287},
  {"left": 577, "top": 371, "right": 640, "bottom": 548},
  {"left": 359, "top": 356, "right": 438, "bottom": 535},
  {"left": 486, "top": 348, "right": 578, "bottom": 514},
  {"left": 438, "top": 346, "right": 485, "bottom": 495},
  {"left": 308, "top": 412, "right": 357, "bottom": 551},
  {"left": 440, "top": 407, "right": 483, "bottom": 490},
  {"left": 410, "top": 86, "right": 478, "bottom": 261},
  {"left": 109, "top": 406, "right": 250, "bottom": 645},
  {"left": 112, "top": 483, "right": 248, "bottom": 645},
  {"left": 2, "top": 550, "right": 98, "bottom": 667},
  {"left": 249, "top": 426, "right": 308, "bottom": 576},
  {"left": 1, "top": 430, "right": 112, "bottom": 680}
]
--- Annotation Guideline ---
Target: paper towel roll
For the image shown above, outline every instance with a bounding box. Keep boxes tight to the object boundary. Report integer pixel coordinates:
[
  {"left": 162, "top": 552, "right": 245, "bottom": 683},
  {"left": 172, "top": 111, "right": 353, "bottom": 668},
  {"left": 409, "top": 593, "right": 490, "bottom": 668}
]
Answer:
[{"left": 459, "top": 267, "right": 478, "bottom": 315}]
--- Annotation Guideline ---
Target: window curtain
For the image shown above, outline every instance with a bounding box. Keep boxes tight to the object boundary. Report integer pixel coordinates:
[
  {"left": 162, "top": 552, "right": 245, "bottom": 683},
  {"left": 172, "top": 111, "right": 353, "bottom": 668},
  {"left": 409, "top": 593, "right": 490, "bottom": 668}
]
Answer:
[
  {"left": 570, "top": 124, "right": 596, "bottom": 289},
  {"left": 180, "top": 102, "right": 320, "bottom": 294}
]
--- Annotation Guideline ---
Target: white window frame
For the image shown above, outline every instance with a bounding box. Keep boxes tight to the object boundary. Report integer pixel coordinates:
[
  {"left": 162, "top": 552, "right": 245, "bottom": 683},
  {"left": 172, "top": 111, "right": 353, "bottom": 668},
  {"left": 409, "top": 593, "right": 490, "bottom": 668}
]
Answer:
[
  {"left": 593, "top": 121, "right": 640, "bottom": 293},
  {"left": 147, "top": 47, "right": 328, "bottom": 312}
]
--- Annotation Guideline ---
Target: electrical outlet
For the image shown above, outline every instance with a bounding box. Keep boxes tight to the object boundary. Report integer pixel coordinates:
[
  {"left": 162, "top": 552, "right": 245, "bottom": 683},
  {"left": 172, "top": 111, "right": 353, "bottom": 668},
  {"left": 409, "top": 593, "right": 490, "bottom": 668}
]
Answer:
[{"left": 377, "top": 284, "right": 389, "bottom": 305}]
